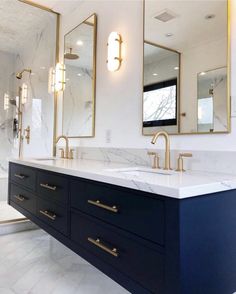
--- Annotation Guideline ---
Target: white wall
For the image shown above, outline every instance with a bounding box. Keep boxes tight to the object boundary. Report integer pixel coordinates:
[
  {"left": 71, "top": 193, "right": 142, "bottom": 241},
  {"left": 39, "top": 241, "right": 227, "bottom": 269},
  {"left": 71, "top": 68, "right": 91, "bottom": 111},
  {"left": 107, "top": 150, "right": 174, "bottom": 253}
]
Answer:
[{"left": 58, "top": 0, "right": 236, "bottom": 152}]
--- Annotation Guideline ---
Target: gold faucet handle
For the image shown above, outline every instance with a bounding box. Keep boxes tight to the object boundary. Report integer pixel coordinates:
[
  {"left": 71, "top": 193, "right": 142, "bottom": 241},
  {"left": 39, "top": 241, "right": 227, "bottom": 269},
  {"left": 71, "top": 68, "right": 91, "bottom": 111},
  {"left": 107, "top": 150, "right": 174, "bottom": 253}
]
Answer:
[
  {"left": 69, "top": 149, "right": 74, "bottom": 160},
  {"left": 147, "top": 151, "right": 160, "bottom": 169},
  {"left": 59, "top": 148, "right": 65, "bottom": 159},
  {"left": 176, "top": 153, "right": 193, "bottom": 172}
]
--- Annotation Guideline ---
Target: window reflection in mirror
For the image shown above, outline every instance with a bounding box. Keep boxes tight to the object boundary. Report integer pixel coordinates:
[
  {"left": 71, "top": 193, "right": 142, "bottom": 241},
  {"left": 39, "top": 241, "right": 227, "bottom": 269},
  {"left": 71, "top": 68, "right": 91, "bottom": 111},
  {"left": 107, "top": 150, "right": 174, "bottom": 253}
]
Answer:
[
  {"left": 143, "top": 42, "right": 180, "bottom": 134},
  {"left": 143, "top": 0, "right": 229, "bottom": 135},
  {"left": 63, "top": 14, "right": 96, "bottom": 138}
]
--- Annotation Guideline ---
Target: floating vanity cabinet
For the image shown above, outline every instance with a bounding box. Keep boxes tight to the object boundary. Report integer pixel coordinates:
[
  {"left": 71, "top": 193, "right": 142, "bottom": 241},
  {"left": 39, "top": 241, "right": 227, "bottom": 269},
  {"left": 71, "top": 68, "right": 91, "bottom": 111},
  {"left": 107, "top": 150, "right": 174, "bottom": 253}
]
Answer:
[{"left": 8, "top": 162, "right": 236, "bottom": 294}]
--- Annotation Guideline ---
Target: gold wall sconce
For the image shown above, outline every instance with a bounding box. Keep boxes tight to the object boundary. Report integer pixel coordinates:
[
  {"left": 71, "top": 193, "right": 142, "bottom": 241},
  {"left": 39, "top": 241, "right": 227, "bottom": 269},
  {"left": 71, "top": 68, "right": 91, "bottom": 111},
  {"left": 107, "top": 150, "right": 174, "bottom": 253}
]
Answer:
[
  {"left": 48, "top": 62, "right": 66, "bottom": 93},
  {"left": 107, "top": 32, "right": 122, "bottom": 72}
]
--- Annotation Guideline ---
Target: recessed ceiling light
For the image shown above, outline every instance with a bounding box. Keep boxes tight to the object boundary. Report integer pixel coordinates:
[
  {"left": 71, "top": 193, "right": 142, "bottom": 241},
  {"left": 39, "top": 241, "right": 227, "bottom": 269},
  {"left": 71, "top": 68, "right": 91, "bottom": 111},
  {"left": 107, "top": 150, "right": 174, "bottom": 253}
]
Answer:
[
  {"left": 165, "top": 33, "right": 173, "bottom": 37},
  {"left": 199, "top": 72, "right": 206, "bottom": 76},
  {"left": 76, "top": 40, "right": 83, "bottom": 46},
  {"left": 40, "top": 66, "right": 46, "bottom": 70},
  {"left": 153, "top": 73, "right": 158, "bottom": 76},
  {"left": 205, "top": 14, "right": 216, "bottom": 20},
  {"left": 66, "top": 78, "right": 70, "bottom": 81},
  {"left": 174, "top": 66, "right": 179, "bottom": 70},
  {"left": 77, "top": 73, "right": 82, "bottom": 76}
]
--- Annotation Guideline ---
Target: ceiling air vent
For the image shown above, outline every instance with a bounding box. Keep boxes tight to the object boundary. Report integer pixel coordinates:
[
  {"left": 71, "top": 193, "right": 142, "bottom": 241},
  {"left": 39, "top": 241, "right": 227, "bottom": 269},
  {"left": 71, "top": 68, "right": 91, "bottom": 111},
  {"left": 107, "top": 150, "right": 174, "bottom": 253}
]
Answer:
[{"left": 154, "top": 9, "right": 177, "bottom": 22}]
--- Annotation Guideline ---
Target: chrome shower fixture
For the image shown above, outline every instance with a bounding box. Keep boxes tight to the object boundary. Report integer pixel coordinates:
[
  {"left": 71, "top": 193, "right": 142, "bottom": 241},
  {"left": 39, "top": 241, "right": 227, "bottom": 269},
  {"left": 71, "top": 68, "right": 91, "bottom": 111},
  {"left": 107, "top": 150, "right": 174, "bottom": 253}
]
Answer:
[{"left": 16, "top": 69, "right": 32, "bottom": 79}]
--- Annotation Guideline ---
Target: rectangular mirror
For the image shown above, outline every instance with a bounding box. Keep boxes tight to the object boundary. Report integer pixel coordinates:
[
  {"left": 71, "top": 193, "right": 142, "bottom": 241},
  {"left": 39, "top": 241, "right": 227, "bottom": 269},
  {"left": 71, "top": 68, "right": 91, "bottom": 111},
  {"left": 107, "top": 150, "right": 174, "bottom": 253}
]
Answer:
[
  {"left": 63, "top": 14, "right": 97, "bottom": 138},
  {"left": 143, "top": 0, "right": 230, "bottom": 135}
]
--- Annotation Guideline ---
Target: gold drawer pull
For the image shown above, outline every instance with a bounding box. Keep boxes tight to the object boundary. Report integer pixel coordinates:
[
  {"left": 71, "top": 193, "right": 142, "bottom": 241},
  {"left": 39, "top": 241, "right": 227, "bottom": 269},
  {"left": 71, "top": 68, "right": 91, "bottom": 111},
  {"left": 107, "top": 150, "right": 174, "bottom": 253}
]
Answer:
[
  {"left": 40, "top": 183, "right": 57, "bottom": 191},
  {"left": 14, "top": 174, "right": 25, "bottom": 179},
  {"left": 14, "top": 195, "right": 25, "bottom": 202},
  {"left": 88, "top": 237, "right": 119, "bottom": 257},
  {"left": 87, "top": 200, "right": 118, "bottom": 213},
  {"left": 39, "top": 210, "right": 56, "bottom": 221}
]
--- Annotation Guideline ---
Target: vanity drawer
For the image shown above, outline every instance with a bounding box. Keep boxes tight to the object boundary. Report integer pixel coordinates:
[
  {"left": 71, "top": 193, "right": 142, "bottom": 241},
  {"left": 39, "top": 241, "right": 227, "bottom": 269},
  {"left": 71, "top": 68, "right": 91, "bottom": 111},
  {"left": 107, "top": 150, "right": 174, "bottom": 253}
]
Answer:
[
  {"left": 10, "top": 163, "right": 36, "bottom": 191},
  {"left": 71, "top": 211, "right": 164, "bottom": 293},
  {"left": 36, "top": 197, "right": 68, "bottom": 236},
  {"left": 10, "top": 183, "right": 36, "bottom": 214},
  {"left": 37, "top": 171, "right": 69, "bottom": 205},
  {"left": 71, "top": 180, "right": 165, "bottom": 245}
]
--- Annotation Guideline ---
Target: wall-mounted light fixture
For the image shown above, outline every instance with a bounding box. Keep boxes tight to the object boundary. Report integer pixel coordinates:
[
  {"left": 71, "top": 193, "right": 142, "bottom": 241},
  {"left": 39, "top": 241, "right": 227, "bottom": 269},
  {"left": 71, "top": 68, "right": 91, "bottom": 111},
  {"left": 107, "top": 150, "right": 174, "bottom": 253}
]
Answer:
[
  {"left": 48, "top": 63, "right": 66, "bottom": 93},
  {"left": 107, "top": 32, "right": 122, "bottom": 72},
  {"left": 4, "top": 93, "right": 9, "bottom": 110},
  {"left": 21, "top": 83, "right": 28, "bottom": 104}
]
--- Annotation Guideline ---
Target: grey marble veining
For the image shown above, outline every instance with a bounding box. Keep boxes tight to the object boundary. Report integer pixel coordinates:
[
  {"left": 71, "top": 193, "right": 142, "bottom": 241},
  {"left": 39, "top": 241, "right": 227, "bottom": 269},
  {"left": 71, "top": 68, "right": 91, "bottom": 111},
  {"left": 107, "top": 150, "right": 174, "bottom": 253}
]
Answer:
[
  {"left": 0, "top": 229, "right": 130, "bottom": 294},
  {"left": 73, "top": 147, "right": 236, "bottom": 175}
]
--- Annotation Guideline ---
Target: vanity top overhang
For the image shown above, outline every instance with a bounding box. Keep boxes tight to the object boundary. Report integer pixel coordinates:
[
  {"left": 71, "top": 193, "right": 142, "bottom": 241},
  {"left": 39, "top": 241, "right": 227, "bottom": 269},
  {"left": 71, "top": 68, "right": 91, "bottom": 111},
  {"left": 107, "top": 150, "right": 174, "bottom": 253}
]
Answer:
[{"left": 9, "top": 158, "right": 236, "bottom": 199}]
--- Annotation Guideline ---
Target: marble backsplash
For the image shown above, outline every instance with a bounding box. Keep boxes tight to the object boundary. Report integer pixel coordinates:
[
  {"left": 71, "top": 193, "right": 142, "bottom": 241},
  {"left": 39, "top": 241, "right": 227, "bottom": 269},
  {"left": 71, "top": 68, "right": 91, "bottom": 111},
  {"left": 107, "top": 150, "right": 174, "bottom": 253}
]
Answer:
[{"left": 67, "top": 146, "right": 236, "bottom": 175}]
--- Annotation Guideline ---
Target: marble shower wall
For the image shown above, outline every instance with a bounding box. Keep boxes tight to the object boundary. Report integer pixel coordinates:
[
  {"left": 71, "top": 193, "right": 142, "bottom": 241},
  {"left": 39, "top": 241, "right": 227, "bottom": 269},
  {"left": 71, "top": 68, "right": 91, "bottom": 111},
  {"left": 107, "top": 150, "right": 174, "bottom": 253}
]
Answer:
[
  {"left": 15, "top": 12, "right": 57, "bottom": 158},
  {"left": 0, "top": 50, "right": 16, "bottom": 174}
]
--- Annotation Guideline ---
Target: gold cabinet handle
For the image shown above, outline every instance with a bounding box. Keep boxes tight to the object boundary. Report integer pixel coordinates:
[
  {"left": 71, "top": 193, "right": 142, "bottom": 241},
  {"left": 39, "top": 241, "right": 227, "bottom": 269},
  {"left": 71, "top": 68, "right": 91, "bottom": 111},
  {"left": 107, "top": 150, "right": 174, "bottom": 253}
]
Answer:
[
  {"left": 39, "top": 210, "right": 56, "bottom": 221},
  {"left": 14, "top": 174, "right": 25, "bottom": 179},
  {"left": 88, "top": 237, "right": 119, "bottom": 257},
  {"left": 87, "top": 200, "right": 118, "bottom": 213},
  {"left": 14, "top": 194, "right": 25, "bottom": 202},
  {"left": 40, "top": 183, "right": 57, "bottom": 191}
]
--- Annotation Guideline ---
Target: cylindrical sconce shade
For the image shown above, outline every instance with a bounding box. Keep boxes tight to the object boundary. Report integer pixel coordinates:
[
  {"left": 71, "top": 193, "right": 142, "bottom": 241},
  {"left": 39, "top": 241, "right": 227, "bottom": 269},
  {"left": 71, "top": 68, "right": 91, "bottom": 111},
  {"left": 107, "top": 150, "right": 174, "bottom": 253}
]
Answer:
[{"left": 107, "top": 32, "right": 122, "bottom": 72}]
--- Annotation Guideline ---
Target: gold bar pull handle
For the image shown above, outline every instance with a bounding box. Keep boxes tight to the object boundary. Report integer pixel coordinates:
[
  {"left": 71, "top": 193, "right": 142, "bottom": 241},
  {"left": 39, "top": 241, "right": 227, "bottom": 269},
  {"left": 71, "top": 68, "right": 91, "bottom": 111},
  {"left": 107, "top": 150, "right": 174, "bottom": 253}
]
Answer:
[
  {"left": 40, "top": 183, "right": 57, "bottom": 191},
  {"left": 14, "top": 174, "right": 25, "bottom": 179},
  {"left": 39, "top": 210, "right": 56, "bottom": 221},
  {"left": 14, "top": 195, "right": 25, "bottom": 202},
  {"left": 87, "top": 199, "right": 118, "bottom": 213},
  {"left": 88, "top": 237, "right": 119, "bottom": 257}
]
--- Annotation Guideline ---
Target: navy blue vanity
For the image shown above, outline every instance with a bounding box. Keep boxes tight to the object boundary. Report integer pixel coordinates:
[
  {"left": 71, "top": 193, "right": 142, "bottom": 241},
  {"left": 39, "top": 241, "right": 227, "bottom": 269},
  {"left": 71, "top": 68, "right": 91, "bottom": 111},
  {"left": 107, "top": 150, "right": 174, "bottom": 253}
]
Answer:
[{"left": 8, "top": 162, "right": 236, "bottom": 294}]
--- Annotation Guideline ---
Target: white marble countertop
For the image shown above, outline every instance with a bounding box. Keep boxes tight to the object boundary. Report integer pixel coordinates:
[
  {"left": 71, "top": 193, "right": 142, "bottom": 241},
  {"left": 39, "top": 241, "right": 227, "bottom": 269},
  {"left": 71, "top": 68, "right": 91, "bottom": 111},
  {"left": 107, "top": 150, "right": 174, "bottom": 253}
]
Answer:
[{"left": 9, "top": 157, "right": 236, "bottom": 199}]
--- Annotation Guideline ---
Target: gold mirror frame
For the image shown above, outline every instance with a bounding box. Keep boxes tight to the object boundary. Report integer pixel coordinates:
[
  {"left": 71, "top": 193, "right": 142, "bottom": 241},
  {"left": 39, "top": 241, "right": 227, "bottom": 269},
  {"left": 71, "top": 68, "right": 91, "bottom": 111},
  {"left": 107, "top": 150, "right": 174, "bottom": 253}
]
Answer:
[
  {"left": 142, "top": 0, "right": 231, "bottom": 136},
  {"left": 62, "top": 14, "right": 97, "bottom": 138},
  {"left": 18, "top": 0, "right": 60, "bottom": 156}
]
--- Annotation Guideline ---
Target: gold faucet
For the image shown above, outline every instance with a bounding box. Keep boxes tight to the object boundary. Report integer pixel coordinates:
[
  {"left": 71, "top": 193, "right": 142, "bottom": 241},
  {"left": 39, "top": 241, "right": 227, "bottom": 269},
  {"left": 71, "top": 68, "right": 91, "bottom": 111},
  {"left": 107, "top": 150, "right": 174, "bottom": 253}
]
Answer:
[
  {"left": 151, "top": 131, "right": 171, "bottom": 170},
  {"left": 56, "top": 135, "right": 69, "bottom": 159}
]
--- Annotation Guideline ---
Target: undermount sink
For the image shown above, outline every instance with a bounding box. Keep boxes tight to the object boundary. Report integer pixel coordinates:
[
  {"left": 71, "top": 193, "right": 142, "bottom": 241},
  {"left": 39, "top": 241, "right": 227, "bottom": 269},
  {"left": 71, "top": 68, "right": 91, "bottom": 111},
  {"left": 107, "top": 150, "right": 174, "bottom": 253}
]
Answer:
[
  {"left": 106, "top": 167, "right": 175, "bottom": 176},
  {"left": 33, "top": 157, "right": 58, "bottom": 162}
]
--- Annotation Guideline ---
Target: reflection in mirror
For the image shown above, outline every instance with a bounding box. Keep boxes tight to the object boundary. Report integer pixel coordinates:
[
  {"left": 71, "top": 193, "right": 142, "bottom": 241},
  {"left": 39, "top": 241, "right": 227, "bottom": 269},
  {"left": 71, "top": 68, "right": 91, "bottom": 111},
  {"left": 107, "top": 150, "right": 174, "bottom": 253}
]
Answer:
[
  {"left": 143, "top": 0, "right": 229, "bottom": 135},
  {"left": 143, "top": 42, "right": 180, "bottom": 134},
  {"left": 63, "top": 14, "right": 96, "bottom": 137},
  {"left": 197, "top": 67, "right": 227, "bottom": 132}
]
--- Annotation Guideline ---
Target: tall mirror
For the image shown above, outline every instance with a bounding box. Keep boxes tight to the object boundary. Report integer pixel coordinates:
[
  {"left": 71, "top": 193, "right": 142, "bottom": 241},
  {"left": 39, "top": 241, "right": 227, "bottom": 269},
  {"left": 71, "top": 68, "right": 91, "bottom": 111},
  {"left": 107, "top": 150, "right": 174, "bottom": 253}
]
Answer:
[
  {"left": 63, "top": 14, "right": 97, "bottom": 137},
  {"left": 143, "top": 0, "right": 230, "bottom": 135}
]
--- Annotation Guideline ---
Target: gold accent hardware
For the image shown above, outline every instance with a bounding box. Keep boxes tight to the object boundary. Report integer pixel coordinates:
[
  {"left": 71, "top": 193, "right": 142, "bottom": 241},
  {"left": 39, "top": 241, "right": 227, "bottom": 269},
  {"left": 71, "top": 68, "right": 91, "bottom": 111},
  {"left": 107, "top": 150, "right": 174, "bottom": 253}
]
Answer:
[
  {"left": 14, "top": 195, "right": 25, "bottom": 202},
  {"left": 40, "top": 183, "right": 57, "bottom": 191},
  {"left": 24, "top": 126, "right": 30, "bottom": 144},
  {"left": 147, "top": 151, "right": 160, "bottom": 169},
  {"left": 87, "top": 199, "right": 118, "bottom": 213},
  {"left": 69, "top": 149, "right": 74, "bottom": 159},
  {"left": 151, "top": 131, "right": 171, "bottom": 170},
  {"left": 56, "top": 135, "right": 70, "bottom": 159},
  {"left": 176, "top": 153, "right": 193, "bottom": 172},
  {"left": 14, "top": 173, "right": 25, "bottom": 179},
  {"left": 39, "top": 210, "right": 56, "bottom": 221},
  {"left": 59, "top": 148, "right": 65, "bottom": 158},
  {"left": 88, "top": 237, "right": 119, "bottom": 257}
]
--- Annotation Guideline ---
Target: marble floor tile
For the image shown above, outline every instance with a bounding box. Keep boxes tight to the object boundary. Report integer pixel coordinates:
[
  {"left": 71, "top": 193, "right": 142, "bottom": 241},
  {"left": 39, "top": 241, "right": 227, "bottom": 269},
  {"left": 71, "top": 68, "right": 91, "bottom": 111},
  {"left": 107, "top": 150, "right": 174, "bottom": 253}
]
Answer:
[
  {"left": 0, "top": 229, "right": 130, "bottom": 294},
  {"left": 0, "top": 201, "right": 24, "bottom": 222}
]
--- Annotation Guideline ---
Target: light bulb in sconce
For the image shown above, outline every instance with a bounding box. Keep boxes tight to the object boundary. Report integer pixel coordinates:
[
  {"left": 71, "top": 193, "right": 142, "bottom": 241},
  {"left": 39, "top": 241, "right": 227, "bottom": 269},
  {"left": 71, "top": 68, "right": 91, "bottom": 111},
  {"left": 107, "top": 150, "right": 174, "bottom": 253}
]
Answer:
[
  {"left": 4, "top": 93, "right": 9, "bottom": 110},
  {"left": 107, "top": 32, "right": 122, "bottom": 72},
  {"left": 48, "top": 63, "right": 66, "bottom": 93},
  {"left": 21, "top": 83, "right": 28, "bottom": 104}
]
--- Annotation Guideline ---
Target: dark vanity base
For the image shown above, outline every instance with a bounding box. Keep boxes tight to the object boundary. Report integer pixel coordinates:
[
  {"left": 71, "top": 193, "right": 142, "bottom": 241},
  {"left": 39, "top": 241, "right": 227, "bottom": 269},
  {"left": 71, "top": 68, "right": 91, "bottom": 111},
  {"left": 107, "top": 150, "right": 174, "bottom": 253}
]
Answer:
[{"left": 8, "top": 162, "right": 236, "bottom": 294}]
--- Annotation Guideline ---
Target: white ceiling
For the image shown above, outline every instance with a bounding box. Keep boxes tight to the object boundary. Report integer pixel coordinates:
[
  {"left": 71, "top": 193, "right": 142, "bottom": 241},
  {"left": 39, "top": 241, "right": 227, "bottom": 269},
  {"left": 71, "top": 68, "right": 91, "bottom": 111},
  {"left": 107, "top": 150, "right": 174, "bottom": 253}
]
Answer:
[
  {"left": 145, "top": 0, "right": 227, "bottom": 53},
  {"left": 0, "top": 0, "right": 56, "bottom": 54}
]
